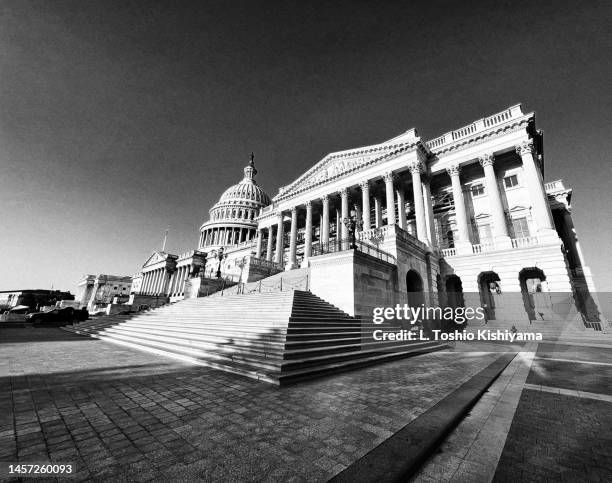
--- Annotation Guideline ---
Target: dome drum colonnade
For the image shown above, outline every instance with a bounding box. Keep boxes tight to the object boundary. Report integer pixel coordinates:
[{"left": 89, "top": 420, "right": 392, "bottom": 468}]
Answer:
[
  {"left": 198, "top": 154, "right": 271, "bottom": 251},
  {"left": 253, "top": 139, "right": 555, "bottom": 269}
]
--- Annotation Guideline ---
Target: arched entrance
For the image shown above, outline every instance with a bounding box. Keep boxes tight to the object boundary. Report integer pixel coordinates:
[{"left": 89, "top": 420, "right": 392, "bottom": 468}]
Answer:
[
  {"left": 445, "top": 275, "right": 465, "bottom": 309},
  {"left": 406, "top": 269, "right": 425, "bottom": 328},
  {"left": 406, "top": 269, "right": 424, "bottom": 306},
  {"left": 519, "top": 267, "right": 548, "bottom": 322},
  {"left": 478, "top": 271, "right": 501, "bottom": 321}
]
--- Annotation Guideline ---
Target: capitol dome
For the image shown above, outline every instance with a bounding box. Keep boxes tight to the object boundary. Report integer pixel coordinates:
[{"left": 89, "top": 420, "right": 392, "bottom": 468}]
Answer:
[{"left": 198, "top": 154, "right": 271, "bottom": 250}]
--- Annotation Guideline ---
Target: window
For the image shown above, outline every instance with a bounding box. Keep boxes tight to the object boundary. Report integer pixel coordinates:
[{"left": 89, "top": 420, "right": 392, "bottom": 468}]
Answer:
[
  {"left": 471, "top": 184, "right": 485, "bottom": 197},
  {"left": 504, "top": 175, "right": 519, "bottom": 189},
  {"left": 512, "top": 217, "right": 530, "bottom": 238},
  {"left": 477, "top": 224, "right": 492, "bottom": 244}
]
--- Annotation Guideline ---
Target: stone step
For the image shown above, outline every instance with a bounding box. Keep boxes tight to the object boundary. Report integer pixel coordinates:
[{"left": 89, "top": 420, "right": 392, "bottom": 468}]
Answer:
[
  {"left": 100, "top": 327, "right": 402, "bottom": 360},
  {"left": 64, "top": 288, "right": 446, "bottom": 384}
]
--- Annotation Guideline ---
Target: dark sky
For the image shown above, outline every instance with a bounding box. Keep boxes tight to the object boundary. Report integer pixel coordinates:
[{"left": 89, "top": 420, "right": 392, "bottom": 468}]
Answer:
[{"left": 1, "top": 0, "right": 611, "bottom": 293}]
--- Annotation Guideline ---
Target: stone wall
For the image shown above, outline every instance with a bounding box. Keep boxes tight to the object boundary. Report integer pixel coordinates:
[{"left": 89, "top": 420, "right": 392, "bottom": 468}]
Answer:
[{"left": 309, "top": 250, "right": 398, "bottom": 321}]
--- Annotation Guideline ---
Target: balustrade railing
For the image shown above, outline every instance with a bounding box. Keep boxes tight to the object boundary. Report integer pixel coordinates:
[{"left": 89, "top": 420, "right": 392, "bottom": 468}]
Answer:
[
  {"left": 426, "top": 104, "right": 522, "bottom": 151},
  {"left": 544, "top": 179, "right": 565, "bottom": 192},
  {"left": 310, "top": 237, "right": 396, "bottom": 264},
  {"left": 511, "top": 236, "right": 539, "bottom": 248},
  {"left": 440, "top": 247, "right": 456, "bottom": 257}
]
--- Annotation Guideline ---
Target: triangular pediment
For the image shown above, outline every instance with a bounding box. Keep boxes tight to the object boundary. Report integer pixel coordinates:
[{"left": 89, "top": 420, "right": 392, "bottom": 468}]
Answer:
[
  {"left": 142, "top": 251, "right": 168, "bottom": 268},
  {"left": 275, "top": 132, "right": 421, "bottom": 200},
  {"left": 509, "top": 204, "right": 530, "bottom": 212}
]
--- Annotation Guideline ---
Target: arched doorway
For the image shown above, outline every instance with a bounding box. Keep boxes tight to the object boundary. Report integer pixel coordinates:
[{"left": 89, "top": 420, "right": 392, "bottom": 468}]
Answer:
[
  {"left": 445, "top": 275, "right": 465, "bottom": 331},
  {"left": 478, "top": 271, "right": 501, "bottom": 321},
  {"left": 519, "top": 267, "right": 548, "bottom": 322},
  {"left": 406, "top": 269, "right": 425, "bottom": 328},
  {"left": 406, "top": 269, "right": 424, "bottom": 305}
]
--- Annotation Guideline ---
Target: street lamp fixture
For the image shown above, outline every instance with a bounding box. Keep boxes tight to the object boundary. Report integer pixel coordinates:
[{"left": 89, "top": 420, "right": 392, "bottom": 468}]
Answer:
[
  {"left": 216, "top": 247, "right": 225, "bottom": 279},
  {"left": 342, "top": 209, "right": 363, "bottom": 249}
]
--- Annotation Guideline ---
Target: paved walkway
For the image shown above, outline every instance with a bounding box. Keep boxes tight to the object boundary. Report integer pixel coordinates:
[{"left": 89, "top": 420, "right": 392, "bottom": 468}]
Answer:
[
  {"left": 412, "top": 340, "right": 612, "bottom": 483},
  {"left": 1, "top": 328, "right": 499, "bottom": 482}
]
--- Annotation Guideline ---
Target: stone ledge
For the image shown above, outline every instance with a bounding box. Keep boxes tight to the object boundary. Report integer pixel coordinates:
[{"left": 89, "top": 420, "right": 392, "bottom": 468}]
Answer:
[{"left": 329, "top": 352, "right": 517, "bottom": 483}]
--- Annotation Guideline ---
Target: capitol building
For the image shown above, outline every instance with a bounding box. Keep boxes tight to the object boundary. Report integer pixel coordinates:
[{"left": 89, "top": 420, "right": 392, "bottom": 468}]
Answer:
[{"left": 126, "top": 104, "right": 600, "bottom": 329}]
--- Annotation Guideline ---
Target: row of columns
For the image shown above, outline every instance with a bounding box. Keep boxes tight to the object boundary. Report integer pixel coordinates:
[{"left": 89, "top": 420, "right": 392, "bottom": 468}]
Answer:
[
  {"left": 140, "top": 265, "right": 192, "bottom": 297},
  {"left": 199, "top": 226, "right": 256, "bottom": 248},
  {"left": 254, "top": 139, "right": 555, "bottom": 268},
  {"left": 445, "top": 141, "right": 555, "bottom": 250},
  {"left": 168, "top": 265, "right": 189, "bottom": 297},
  {"left": 140, "top": 267, "right": 169, "bottom": 296},
  {"left": 255, "top": 159, "right": 434, "bottom": 269}
]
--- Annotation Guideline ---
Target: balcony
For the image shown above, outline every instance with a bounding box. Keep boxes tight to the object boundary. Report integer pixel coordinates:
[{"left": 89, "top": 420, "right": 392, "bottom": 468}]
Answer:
[{"left": 440, "top": 236, "right": 540, "bottom": 257}]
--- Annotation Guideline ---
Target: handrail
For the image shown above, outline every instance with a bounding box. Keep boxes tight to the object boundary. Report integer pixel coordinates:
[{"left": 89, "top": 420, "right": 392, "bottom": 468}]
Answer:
[{"left": 310, "top": 237, "right": 396, "bottom": 264}]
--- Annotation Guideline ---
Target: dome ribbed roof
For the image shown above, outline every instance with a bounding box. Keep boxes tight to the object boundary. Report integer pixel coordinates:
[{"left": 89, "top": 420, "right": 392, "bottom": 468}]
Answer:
[
  {"left": 212, "top": 154, "right": 271, "bottom": 209},
  {"left": 217, "top": 179, "right": 271, "bottom": 206}
]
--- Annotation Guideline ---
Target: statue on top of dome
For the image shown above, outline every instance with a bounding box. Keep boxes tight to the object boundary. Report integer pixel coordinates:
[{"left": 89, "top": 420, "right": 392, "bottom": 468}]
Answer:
[{"left": 244, "top": 152, "right": 257, "bottom": 180}]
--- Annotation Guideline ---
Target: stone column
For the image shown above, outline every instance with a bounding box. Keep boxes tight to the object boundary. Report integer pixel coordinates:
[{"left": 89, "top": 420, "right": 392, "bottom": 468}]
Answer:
[
  {"left": 288, "top": 207, "right": 298, "bottom": 269},
  {"left": 304, "top": 201, "right": 313, "bottom": 262},
  {"left": 384, "top": 172, "right": 396, "bottom": 225},
  {"left": 396, "top": 187, "right": 406, "bottom": 230},
  {"left": 354, "top": 204, "right": 362, "bottom": 232},
  {"left": 147, "top": 270, "right": 155, "bottom": 295},
  {"left": 152, "top": 270, "right": 158, "bottom": 294},
  {"left": 446, "top": 164, "right": 472, "bottom": 253},
  {"left": 409, "top": 162, "right": 428, "bottom": 243},
  {"left": 422, "top": 176, "right": 436, "bottom": 245},
  {"left": 275, "top": 212, "right": 284, "bottom": 265},
  {"left": 321, "top": 195, "right": 330, "bottom": 244},
  {"left": 479, "top": 154, "right": 511, "bottom": 247},
  {"left": 516, "top": 140, "right": 557, "bottom": 240},
  {"left": 157, "top": 269, "right": 164, "bottom": 295},
  {"left": 168, "top": 271, "right": 177, "bottom": 297},
  {"left": 374, "top": 197, "right": 383, "bottom": 228},
  {"left": 360, "top": 181, "right": 371, "bottom": 231},
  {"left": 161, "top": 269, "right": 170, "bottom": 296},
  {"left": 255, "top": 228, "right": 263, "bottom": 258},
  {"left": 141, "top": 272, "right": 148, "bottom": 294},
  {"left": 266, "top": 226, "right": 274, "bottom": 261},
  {"left": 340, "top": 188, "right": 349, "bottom": 248}
]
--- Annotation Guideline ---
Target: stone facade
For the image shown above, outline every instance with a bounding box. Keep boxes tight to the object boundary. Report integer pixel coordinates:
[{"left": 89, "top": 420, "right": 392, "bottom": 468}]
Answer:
[
  {"left": 127, "top": 103, "right": 600, "bottom": 328},
  {"left": 76, "top": 274, "right": 132, "bottom": 310}
]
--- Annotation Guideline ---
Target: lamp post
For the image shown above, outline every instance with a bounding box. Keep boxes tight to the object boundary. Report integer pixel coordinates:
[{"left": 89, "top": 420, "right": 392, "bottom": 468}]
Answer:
[
  {"left": 342, "top": 209, "right": 363, "bottom": 249},
  {"left": 236, "top": 256, "right": 248, "bottom": 293},
  {"left": 216, "top": 247, "right": 225, "bottom": 279}
]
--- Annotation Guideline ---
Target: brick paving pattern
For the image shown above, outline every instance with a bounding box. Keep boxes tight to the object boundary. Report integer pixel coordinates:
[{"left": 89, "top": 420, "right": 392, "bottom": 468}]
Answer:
[
  {"left": 0, "top": 328, "right": 499, "bottom": 482},
  {"left": 493, "top": 342, "right": 612, "bottom": 483}
]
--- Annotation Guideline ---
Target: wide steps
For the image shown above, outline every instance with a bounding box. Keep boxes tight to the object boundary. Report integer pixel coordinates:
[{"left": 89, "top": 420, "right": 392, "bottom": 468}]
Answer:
[{"left": 64, "top": 289, "right": 447, "bottom": 384}]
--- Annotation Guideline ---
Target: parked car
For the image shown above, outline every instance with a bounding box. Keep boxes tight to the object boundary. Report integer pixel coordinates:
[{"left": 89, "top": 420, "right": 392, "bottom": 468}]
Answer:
[{"left": 25, "top": 307, "right": 88, "bottom": 326}]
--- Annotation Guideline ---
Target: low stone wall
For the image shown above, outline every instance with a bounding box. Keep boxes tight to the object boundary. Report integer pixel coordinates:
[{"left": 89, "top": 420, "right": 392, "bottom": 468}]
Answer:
[{"left": 309, "top": 250, "right": 398, "bottom": 320}]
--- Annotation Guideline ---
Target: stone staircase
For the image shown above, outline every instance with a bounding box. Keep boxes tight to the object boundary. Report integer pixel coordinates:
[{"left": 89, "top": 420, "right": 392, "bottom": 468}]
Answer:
[
  {"left": 62, "top": 290, "right": 447, "bottom": 384},
  {"left": 208, "top": 267, "right": 310, "bottom": 297}
]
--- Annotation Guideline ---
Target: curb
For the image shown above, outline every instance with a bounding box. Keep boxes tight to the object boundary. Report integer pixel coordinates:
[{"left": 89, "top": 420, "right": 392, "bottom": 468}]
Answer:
[{"left": 329, "top": 352, "right": 517, "bottom": 483}]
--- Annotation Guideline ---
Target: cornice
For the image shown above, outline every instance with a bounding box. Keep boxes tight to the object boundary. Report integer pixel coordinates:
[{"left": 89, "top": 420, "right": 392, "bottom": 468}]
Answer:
[
  {"left": 429, "top": 118, "right": 529, "bottom": 158},
  {"left": 274, "top": 141, "right": 421, "bottom": 203}
]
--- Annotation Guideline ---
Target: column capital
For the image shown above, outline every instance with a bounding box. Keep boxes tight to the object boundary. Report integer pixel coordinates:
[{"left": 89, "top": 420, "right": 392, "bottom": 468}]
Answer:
[
  {"left": 305, "top": 200, "right": 312, "bottom": 209},
  {"left": 383, "top": 171, "right": 395, "bottom": 183},
  {"left": 478, "top": 153, "right": 495, "bottom": 168},
  {"left": 408, "top": 161, "right": 423, "bottom": 175},
  {"left": 516, "top": 140, "right": 535, "bottom": 156},
  {"left": 340, "top": 187, "right": 348, "bottom": 198},
  {"left": 359, "top": 180, "right": 370, "bottom": 191},
  {"left": 290, "top": 206, "right": 297, "bottom": 214},
  {"left": 321, "top": 194, "right": 329, "bottom": 204},
  {"left": 446, "top": 164, "right": 461, "bottom": 177}
]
